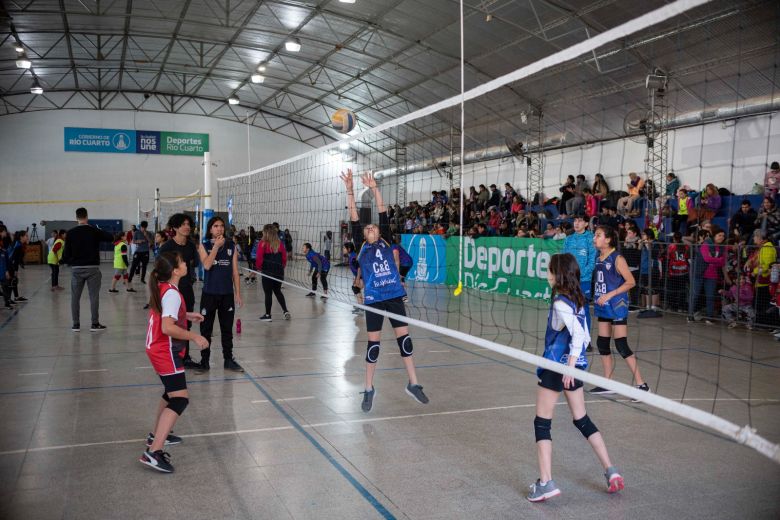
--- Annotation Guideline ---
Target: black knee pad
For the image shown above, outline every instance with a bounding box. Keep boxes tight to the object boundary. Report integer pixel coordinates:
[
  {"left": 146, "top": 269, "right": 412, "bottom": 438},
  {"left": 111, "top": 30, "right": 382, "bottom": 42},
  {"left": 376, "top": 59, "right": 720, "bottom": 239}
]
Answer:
[
  {"left": 166, "top": 397, "right": 189, "bottom": 416},
  {"left": 614, "top": 337, "right": 633, "bottom": 359},
  {"left": 534, "top": 416, "right": 552, "bottom": 442},
  {"left": 573, "top": 414, "right": 599, "bottom": 439},
  {"left": 597, "top": 336, "right": 612, "bottom": 356},
  {"left": 397, "top": 335, "right": 413, "bottom": 357},
  {"left": 366, "top": 342, "right": 380, "bottom": 364},
  {"left": 161, "top": 393, "right": 170, "bottom": 402}
]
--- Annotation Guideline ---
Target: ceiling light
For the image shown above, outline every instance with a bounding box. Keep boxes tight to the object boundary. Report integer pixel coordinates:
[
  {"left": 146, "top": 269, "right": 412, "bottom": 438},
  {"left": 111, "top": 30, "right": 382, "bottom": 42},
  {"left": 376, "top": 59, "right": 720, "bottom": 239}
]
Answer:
[
  {"left": 228, "top": 96, "right": 240, "bottom": 105},
  {"left": 251, "top": 74, "right": 265, "bottom": 84},
  {"left": 31, "top": 84, "right": 44, "bottom": 95},
  {"left": 257, "top": 65, "right": 266, "bottom": 72},
  {"left": 16, "top": 58, "right": 31, "bottom": 69},
  {"left": 14, "top": 43, "right": 24, "bottom": 53},
  {"left": 285, "top": 38, "right": 301, "bottom": 52},
  {"left": 339, "top": 142, "right": 350, "bottom": 151},
  {"left": 339, "top": 0, "right": 356, "bottom": 3}
]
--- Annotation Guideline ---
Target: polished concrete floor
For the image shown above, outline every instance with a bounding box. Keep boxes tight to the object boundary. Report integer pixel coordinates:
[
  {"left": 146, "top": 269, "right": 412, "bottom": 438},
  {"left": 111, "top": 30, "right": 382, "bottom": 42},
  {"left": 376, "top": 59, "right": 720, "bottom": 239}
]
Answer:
[{"left": 1, "top": 263, "right": 778, "bottom": 520}]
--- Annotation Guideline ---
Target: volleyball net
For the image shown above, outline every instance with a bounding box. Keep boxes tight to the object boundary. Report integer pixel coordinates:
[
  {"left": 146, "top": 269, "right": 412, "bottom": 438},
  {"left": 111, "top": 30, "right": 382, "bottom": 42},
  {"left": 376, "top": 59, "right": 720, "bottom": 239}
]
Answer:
[{"left": 216, "top": 0, "right": 780, "bottom": 464}]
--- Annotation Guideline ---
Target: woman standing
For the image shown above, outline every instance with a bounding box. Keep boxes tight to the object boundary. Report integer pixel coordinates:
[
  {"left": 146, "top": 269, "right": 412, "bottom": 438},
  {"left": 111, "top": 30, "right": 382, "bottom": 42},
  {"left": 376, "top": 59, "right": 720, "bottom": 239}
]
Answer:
[
  {"left": 256, "top": 224, "right": 290, "bottom": 322},
  {"left": 195, "top": 216, "right": 243, "bottom": 372}
]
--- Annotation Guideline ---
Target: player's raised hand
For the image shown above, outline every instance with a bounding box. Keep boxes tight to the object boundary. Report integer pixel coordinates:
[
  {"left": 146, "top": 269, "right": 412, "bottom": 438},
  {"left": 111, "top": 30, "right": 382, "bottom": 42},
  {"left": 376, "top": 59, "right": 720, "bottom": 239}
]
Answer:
[
  {"left": 361, "top": 171, "right": 377, "bottom": 189},
  {"left": 340, "top": 168, "right": 354, "bottom": 191}
]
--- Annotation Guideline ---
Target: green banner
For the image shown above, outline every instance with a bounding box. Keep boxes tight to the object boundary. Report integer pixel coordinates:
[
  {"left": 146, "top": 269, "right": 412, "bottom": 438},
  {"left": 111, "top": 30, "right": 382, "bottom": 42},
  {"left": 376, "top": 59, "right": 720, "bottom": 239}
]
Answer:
[
  {"left": 161, "top": 132, "right": 209, "bottom": 155},
  {"left": 446, "top": 237, "right": 562, "bottom": 300}
]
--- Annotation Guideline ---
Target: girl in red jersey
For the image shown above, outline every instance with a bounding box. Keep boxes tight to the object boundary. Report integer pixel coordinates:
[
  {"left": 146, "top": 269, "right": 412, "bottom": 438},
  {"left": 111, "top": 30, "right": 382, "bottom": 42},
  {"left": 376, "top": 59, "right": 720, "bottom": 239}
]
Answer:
[{"left": 140, "top": 251, "right": 208, "bottom": 473}]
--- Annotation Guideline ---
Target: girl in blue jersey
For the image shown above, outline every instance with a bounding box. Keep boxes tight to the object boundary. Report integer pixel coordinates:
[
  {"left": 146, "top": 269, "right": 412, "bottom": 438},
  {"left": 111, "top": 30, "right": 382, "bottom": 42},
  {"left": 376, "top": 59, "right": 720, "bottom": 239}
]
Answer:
[
  {"left": 343, "top": 242, "right": 363, "bottom": 314},
  {"left": 302, "top": 243, "right": 329, "bottom": 300},
  {"left": 590, "top": 226, "right": 649, "bottom": 396},
  {"left": 340, "top": 169, "right": 429, "bottom": 413},
  {"left": 528, "top": 253, "right": 623, "bottom": 502}
]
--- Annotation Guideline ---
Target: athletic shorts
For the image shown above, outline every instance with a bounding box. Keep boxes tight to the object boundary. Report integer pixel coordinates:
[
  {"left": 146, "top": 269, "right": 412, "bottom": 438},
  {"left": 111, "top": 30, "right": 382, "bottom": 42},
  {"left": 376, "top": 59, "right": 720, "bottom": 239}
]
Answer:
[
  {"left": 114, "top": 268, "right": 127, "bottom": 277},
  {"left": 537, "top": 369, "right": 583, "bottom": 393},
  {"left": 365, "top": 297, "right": 407, "bottom": 332},
  {"left": 160, "top": 372, "right": 187, "bottom": 394},
  {"left": 399, "top": 265, "right": 411, "bottom": 278},
  {"left": 597, "top": 317, "right": 627, "bottom": 326}
]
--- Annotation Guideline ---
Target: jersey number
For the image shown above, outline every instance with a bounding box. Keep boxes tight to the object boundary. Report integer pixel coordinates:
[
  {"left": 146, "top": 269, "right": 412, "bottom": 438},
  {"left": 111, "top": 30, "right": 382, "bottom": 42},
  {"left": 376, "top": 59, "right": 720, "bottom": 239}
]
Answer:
[{"left": 595, "top": 271, "right": 607, "bottom": 296}]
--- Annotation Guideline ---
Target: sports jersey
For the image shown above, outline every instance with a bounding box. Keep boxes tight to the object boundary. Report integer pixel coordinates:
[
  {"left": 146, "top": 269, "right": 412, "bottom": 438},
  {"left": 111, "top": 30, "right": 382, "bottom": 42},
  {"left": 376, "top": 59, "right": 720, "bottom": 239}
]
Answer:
[
  {"left": 145, "top": 283, "right": 187, "bottom": 375},
  {"left": 305, "top": 250, "right": 330, "bottom": 272},
  {"left": 357, "top": 238, "right": 406, "bottom": 303},
  {"left": 538, "top": 295, "right": 589, "bottom": 378},
  {"left": 666, "top": 243, "right": 689, "bottom": 277},
  {"left": 391, "top": 244, "right": 413, "bottom": 267},
  {"left": 593, "top": 249, "right": 629, "bottom": 320},
  {"left": 202, "top": 239, "right": 235, "bottom": 295}
]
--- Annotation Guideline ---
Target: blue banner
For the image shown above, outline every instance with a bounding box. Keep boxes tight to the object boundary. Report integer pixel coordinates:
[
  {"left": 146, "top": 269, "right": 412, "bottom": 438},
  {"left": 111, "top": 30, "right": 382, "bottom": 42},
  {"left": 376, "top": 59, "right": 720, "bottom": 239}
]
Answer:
[
  {"left": 401, "top": 234, "right": 447, "bottom": 284},
  {"left": 136, "top": 130, "right": 161, "bottom": 154},
  {"left": 64, "top": 127, "right": 136, "bottom": 153},
  {"left": 227, "top": 197, "right": 234, "bottom": 225}
]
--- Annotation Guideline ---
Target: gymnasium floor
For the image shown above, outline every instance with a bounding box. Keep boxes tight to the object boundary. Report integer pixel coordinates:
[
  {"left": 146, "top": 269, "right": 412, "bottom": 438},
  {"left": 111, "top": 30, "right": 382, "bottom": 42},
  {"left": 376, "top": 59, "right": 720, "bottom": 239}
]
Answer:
[{"left": 1, "top": 263, "right": 778, "bottom": 520}]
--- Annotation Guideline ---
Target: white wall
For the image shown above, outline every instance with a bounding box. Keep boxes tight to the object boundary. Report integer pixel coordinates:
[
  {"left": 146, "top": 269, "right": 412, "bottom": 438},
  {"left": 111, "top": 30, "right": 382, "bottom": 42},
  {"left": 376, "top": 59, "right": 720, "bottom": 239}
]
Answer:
[
  {"left": 399, "top": 112, "right": 778, "bottom": 205},
  {"left": 0, "top": 110, "right": 312, "bottom": 233}
]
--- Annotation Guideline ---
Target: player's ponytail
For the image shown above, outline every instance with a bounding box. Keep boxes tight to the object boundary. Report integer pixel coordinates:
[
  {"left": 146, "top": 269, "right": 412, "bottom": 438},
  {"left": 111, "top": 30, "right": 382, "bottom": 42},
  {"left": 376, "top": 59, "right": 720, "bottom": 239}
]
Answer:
[{"left": 148, "top": 252, "right": 182, "bottom": 313}]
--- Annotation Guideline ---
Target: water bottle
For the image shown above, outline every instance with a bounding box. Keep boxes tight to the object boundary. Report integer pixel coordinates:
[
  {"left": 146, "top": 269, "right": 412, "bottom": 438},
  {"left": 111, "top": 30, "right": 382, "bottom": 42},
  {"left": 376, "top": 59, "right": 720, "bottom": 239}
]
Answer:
[
  {"left": 771, "top": 265, "right": 779, "bottom": 284},
  {"left": 236, "top": 319, "right": 242, "bottom": 334}
]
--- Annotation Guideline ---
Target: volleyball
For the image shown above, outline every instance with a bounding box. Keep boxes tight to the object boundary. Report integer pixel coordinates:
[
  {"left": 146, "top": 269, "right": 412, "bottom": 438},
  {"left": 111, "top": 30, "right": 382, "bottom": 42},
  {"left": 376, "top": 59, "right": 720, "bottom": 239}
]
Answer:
[{"left": 331, "top": 108, "right": 357, "bottom": 133}]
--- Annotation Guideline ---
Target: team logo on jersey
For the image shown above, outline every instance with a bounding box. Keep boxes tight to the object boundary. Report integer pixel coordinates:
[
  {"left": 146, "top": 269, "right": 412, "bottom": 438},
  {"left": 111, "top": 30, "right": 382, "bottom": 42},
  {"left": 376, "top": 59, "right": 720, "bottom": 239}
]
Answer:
[
  {"left": 227, "top": 248, "right": 232, "bottom": 256},
  {"left": 604, "top": 262, "right": 612, "bottom": 270}
]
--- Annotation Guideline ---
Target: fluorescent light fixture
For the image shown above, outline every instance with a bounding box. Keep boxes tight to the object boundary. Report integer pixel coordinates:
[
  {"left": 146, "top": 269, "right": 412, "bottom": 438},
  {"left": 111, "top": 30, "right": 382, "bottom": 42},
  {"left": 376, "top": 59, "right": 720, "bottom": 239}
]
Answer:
[
  {"left": 14, "top": 43, "right": 24, "bottom": 53},
  {"left": 228, "top": 96, "right": 240, "bottom": 105},
  {"left": 257, "top": 65, "right": 266, "bottom": 72},
  {"left": 339, "top": 142, "right": 350, "bottom": 151},
  {"left": 285, "top": 38, "right": 301, "bottom": 52},
  {"left": 339, "top": 0, "right": 356, "bottom": 3},
  {"left": 251, "top": 74, "right": 264, "bottom": 84},
  {"left": 31, "top": 85, "right": 44, "bottom": 95},
  {"left": 16, "top": 58, "right": 31, "bottom": 69}
]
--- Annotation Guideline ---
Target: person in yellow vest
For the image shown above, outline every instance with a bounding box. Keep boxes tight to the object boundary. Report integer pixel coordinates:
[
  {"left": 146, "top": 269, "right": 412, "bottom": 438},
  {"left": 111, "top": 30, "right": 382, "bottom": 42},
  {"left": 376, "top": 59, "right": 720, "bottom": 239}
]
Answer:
[
  {"left": 109, "top": 232, "right": 130, "bottom": 293},
  {"left": 47, "top": 229, "right": 67, "bottom": 291},
  {"left": 749, "top": 230, "right": 778, "bottom": 326},
  {"left": 671, "top": 188, "right": 693, "bottom": 234}
]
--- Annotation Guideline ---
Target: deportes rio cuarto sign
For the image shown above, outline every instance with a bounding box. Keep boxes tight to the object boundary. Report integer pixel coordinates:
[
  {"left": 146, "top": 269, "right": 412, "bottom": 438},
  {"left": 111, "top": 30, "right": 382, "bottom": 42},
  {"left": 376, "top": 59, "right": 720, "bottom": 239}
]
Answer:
[
  {"left": 64, "top": 127, "right": 209, "bottom": 156},
  {"left": 446, "top": 236, "right": 562, "bottom": 300}
]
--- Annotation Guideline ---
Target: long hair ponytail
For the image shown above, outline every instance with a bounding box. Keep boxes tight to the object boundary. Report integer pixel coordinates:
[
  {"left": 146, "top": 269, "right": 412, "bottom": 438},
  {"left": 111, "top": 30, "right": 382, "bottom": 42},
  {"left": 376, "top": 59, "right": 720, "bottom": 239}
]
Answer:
[
  {"left": 148, "top": 251, "right": 183, "bottom": 313},
  {"left": 262, "top": 224, "right": 280, "bottom": 252}
]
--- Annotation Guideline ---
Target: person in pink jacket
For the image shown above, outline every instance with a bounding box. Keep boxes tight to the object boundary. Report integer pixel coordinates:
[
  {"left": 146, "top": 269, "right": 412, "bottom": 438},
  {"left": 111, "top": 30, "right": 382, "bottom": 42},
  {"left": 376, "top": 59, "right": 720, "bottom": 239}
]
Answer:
[
  {"left": 701, "top": 226, "right": 727, "bottom": 322},
  {"left": 720, "top": 280, "right": 755, "bottom": 329}
]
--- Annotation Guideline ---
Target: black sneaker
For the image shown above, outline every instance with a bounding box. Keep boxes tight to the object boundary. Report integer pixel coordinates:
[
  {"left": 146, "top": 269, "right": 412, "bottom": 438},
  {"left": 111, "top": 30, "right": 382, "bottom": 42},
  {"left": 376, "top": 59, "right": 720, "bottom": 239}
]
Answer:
[
  {"left": 182, "top": 357, "right": 200, "bottom": 369},
  {"left": 146, "top": 432, "right": 183, "bottom": 447},
  {"left": 586, "top": 345, "right": 593, "bottom": 352},
  {"left": 361, "top": 387, "right": 375, "bottom": 413},
  {"left": 108, "top": 289, "right": 119, "bottom": 293},
  {"left": 305, "top": 292, "right": 316, "bottom": 298},
  {"left": 143, "top": 303, "right": 150, "bottom": 310},
  {"left": 15, "top": 296, "right": 28, "bottom": 302},
  {"left": 224, "top": 359, "right": 244, "bottom": 372},
  {"left": 72, "top": 323, "right": 80, "bottom": 332},
  {"left": 195, "top": 361, "right": 210, "bottom": 374},
  {"left": 259, "top": 314, "right": 272, "bottom": 322},
  {"left": 589, "top": 386, "right": 615, "bottom": 395},
  {"left": 284, "top": 311, "right": 291, "bottom": 320},
  {"left": 405, "top": 383, "right": 429, "bottom": 404},
  {"left": 320, "top": 294, "right": 328, "bottom": 301},
  {"left": 139, "top": 450, "right": 174, "bottom": 473},
  {"left": 127, "top": 288, "right": 137, "bottom": 293},
  {"left": 90, "top": 323, "right": 107, "bottom": 332},
  {"left": 631, "top": 383, "right": 650, "bottom": 403},
  {"left": 4, "top": 304, "right": 12, "bottom": 310}
]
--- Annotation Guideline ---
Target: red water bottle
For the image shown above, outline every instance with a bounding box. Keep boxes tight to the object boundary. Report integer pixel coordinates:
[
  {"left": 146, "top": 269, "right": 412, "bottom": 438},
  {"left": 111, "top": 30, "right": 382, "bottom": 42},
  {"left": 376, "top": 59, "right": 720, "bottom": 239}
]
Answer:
[{"left": 236, "top": 319, "right": 242, "bottom": 334}]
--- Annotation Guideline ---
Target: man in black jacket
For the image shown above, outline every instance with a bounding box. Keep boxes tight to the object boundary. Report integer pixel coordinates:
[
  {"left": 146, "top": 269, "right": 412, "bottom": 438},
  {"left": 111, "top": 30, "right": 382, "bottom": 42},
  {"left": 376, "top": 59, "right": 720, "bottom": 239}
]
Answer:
[{"left": 62, "top": 207, "right": 114, "bottom": 332}]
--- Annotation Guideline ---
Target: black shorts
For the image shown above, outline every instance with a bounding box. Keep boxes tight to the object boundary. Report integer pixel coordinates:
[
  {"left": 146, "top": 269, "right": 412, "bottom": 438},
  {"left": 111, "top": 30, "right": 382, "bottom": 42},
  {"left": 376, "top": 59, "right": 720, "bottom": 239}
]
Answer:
[
  {"left": 598, "top": 317, "right": 627, "bottom": 326},
  {"left": 365, "top": 297, "right": 407, "bottom": 332},
  {"left": 537, "top": 369, "right": 583, "bottom": 393},
  {"left": 399, "top": 265, "right": 411, "bottom": 278},
  {"left": 160, "top": 372, "right": 187, "bottom": 394}
]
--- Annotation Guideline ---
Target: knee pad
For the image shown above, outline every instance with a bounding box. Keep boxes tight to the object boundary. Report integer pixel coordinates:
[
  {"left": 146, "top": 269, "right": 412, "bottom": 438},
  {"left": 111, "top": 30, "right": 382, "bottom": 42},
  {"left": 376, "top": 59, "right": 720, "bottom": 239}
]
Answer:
[
  {"left": 534, "top": 416, "right": 552, "bottom": 442},
  {"left": 614, "top": 337, "right": 633, "bottom": 359},
  {"left": 366, "top": 342, "right": 380, "bottom": 364},
  {"left": 573, "top": 414, "right": 599, "bottom": 439},
  {"left": 166, "top": 397, "right": 189, "bottom": 416},
  {"left": 597, "top": 336, "right": 612, "bottom": 356},
  {"left": 397, "top": 335, "right": 413, "bottom": 357},
  {"left": 161, "top": 393, "right": 170, "bottom": 402}
]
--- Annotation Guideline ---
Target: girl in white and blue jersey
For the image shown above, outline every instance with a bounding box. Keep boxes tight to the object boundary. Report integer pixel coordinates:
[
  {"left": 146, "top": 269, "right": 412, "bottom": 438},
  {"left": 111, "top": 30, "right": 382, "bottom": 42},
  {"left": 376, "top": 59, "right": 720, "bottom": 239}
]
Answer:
[
  {"left": 340, "top": 169, "right": 429, "bottom": 413},
  {"left": 527, "top": 253, "right": 623, "bottom": 502},
  {"left": 590, "top": 225, "right": 649, "bottom": 396}
]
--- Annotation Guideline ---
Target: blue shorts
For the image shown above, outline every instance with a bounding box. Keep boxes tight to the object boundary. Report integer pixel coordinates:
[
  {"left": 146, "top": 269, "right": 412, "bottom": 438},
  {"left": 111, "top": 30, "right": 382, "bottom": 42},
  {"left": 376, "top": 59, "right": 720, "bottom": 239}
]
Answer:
[{"left": 594, "top": 298, "right": 628, "bottom": 321}]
